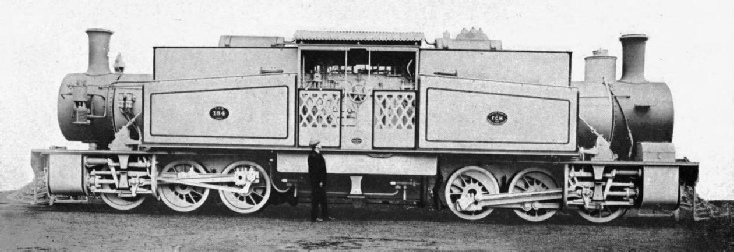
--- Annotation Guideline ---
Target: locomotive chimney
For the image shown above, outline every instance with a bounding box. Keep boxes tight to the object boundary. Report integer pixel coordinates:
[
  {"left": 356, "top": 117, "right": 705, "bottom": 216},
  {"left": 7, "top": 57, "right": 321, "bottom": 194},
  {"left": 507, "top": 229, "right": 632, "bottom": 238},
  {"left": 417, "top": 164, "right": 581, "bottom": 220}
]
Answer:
[
  {"left": 619, "top": 34, "right": 648, "bottom": 83},
  {"left": 584, "top": 49, "right": 617, "bottom": 84},
  {"left": 85, "top": 28, "right": 114, "bottom": 76}
]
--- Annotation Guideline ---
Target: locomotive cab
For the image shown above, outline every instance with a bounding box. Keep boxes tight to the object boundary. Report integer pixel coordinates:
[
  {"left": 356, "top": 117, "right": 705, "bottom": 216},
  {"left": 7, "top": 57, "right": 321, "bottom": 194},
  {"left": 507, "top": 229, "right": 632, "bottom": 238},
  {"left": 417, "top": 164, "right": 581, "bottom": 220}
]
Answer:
[{"left": 298, "top": 46, "right": 419, "bottom": 149}]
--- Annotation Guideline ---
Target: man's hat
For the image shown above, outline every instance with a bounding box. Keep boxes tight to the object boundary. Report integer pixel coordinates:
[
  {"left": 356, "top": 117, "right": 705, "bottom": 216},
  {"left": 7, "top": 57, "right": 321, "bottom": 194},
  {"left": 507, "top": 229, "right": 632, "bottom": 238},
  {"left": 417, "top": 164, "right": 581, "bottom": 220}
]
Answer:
[{"left": 309, "top": 139, "right": 321, "bottom": 147}]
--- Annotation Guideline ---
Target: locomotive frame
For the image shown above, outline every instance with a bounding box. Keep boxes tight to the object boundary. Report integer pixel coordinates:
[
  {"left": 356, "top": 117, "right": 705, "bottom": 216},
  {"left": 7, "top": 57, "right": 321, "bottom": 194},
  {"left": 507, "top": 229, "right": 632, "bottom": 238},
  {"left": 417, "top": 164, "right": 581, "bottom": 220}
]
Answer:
[{"left": 31, "top": 28, "right": 699, "bottom": 223}]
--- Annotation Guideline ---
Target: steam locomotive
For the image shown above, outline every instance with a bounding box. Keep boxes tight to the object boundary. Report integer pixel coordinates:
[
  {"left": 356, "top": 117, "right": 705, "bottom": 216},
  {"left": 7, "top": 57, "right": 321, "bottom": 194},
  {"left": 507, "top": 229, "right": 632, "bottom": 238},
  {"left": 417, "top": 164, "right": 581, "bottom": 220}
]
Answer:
[{"left": 30, "top": 27, "right": 698, "bottom": 223}]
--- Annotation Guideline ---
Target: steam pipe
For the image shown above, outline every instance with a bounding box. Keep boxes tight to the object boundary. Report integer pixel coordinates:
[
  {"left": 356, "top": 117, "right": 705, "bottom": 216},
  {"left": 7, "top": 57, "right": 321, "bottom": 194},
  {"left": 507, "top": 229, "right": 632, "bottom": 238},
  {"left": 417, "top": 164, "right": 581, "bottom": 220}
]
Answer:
[{"left": 86, "top": 28, "right": 114, "bottom": 76}]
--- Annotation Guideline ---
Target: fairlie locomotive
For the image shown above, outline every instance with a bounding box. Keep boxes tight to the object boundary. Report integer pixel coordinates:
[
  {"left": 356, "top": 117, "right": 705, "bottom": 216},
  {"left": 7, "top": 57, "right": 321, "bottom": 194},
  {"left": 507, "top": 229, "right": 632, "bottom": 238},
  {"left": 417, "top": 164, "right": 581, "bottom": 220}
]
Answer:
[{"left": 30, "top": 27, "right": 699, "bottom": 223}]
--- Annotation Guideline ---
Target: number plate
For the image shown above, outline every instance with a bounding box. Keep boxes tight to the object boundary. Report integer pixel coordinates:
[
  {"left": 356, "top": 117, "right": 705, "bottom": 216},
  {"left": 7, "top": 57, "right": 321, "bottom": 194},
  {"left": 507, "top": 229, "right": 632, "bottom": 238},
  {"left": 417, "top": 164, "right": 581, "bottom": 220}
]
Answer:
[
  {"left": 209, "top": 106, "right": 229, "bottom": 120},
  {"left": 487, "top": 111, "right": 507, "bottom": 125}
]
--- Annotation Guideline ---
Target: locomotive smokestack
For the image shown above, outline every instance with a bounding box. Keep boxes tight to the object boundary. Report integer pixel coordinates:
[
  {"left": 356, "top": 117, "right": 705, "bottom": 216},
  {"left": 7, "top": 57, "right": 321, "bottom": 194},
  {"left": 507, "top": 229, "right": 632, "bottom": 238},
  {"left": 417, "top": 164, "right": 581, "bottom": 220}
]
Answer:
[
  {"left": 85, "top": 28, "right": 113, "bottom": 76},
  {"left": 619, "top": 34, "right": 648, "bottom": 83},
  {"left": 584, "top": 49, "right": 617, "bottom": 83}
]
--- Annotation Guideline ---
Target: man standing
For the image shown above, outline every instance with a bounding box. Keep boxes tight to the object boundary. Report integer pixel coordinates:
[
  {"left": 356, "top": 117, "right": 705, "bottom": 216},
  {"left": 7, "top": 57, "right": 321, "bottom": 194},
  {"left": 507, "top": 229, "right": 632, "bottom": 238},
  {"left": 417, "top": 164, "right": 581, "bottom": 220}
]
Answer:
[{"left": 308, "top": 139, "right": 331, "bottom": 222}]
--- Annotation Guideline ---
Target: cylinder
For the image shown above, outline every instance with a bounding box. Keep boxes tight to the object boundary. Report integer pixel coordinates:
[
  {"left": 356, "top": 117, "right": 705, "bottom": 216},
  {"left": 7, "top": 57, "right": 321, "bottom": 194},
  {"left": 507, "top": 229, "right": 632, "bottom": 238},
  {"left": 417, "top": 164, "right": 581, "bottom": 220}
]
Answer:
[
  {"left": 619, "top": 34, "right": 648, "bottom": 83},
  {"left": 47, "top": 154, "right": 87, "bottom": 195},
  {"left": 583, "top": 49, "right": 616, "bottom": 84},
  {"left": 86, "top": 28, "right": 114, "bottom": 76}
]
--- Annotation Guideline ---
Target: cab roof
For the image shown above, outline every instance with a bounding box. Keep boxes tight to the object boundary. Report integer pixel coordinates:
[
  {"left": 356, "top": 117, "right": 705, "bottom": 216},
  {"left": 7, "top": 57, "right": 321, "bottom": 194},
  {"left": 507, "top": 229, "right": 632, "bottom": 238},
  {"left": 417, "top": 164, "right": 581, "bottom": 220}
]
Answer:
[{"left": 293, "top": 30, "right": 424, "bottom": 45}]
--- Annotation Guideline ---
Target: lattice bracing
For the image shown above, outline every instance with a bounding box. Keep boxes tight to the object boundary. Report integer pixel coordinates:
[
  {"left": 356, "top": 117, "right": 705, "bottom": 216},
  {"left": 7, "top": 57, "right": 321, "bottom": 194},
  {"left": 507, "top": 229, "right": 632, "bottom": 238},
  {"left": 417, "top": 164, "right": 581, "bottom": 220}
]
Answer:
[
  {"left": 299, "top": 91, "right": 340, "bottom": 128},
  {"left": 374, "top": 92, "right": 416, "bottom": 130}
]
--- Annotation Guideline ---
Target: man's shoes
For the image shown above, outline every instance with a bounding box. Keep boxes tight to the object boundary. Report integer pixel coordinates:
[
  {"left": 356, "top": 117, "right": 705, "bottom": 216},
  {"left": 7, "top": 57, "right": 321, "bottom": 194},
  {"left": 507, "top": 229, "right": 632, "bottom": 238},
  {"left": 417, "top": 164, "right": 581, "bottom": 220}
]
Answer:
[
  {"left": 326, "top": 217, "right": 335, "bottom": 221},
  {"left": 314, "top": 218, "right": 324, "bottom": 222}
]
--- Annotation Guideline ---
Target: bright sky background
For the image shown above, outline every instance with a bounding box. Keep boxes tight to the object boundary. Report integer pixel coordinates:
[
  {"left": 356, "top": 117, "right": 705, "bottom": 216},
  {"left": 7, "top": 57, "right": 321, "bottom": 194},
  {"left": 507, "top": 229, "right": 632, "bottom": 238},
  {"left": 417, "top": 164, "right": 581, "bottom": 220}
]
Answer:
[{"left": 1, "top": 0, "right": 733, "bottom": 199}]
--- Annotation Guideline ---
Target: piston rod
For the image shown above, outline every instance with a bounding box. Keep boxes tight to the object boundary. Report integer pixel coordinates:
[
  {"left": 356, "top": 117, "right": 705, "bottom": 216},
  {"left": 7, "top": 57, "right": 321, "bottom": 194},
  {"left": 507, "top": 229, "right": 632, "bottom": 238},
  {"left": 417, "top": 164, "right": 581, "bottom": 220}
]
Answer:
[{"left": 473, "top": 189, "right": 563, "bottom": 206}]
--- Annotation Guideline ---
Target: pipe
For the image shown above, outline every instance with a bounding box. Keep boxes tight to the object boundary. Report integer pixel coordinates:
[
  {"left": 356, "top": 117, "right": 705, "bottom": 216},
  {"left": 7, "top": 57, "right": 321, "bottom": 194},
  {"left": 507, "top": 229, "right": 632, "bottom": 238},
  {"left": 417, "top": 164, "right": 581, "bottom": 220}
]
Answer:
[
  {"left": 86, "top": 28, "right": 114, "bottom": 76},
  {"left": 619, "top": 34, "right": 648, "bottom": 83}
]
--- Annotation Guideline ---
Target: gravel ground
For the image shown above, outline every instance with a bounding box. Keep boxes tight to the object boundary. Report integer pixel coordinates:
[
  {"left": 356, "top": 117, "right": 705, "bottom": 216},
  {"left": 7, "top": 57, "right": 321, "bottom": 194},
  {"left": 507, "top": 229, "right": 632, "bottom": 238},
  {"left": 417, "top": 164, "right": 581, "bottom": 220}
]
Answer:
[{"left": 2, "top": 190, "right": 733, "bottom": 251}]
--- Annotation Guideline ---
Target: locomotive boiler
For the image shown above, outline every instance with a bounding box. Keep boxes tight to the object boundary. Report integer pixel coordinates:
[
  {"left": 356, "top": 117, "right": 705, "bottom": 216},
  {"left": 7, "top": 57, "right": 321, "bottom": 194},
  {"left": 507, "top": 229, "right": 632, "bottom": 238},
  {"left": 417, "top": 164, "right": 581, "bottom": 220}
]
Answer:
[{"left": 30, "top": 27, "right": 698, "bottom": 223}]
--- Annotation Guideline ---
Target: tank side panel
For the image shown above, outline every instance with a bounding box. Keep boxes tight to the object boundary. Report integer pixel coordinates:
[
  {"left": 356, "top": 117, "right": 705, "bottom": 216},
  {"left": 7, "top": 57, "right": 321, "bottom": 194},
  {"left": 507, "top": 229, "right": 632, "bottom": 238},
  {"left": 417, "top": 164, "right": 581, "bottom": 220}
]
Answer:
[
  {"left": 418, "top": 76, "right": 577, "bottom": 151},
  {"left": 143, "top": 74, "right": 296, "bottom": 146},
  {"left": 154, "top": 48, "right": 298, "bottom": 80},
  {"left": 419, "top": 50, "right": 571, "bottom": 86}
]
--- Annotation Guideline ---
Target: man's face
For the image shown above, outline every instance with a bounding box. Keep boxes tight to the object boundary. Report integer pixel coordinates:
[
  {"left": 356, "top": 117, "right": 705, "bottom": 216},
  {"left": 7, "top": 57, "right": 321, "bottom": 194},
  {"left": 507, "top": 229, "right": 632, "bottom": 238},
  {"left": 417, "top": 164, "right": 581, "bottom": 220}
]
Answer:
[{"left": 315, "top": 143, "right": 322, "bottom": 150}]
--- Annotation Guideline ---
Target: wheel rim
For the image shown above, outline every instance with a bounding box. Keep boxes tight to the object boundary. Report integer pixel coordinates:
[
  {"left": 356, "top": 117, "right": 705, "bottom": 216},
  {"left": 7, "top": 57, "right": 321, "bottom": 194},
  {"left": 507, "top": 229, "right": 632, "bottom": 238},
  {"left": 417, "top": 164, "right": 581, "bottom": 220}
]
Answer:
[
  {"left": 508, "top": 168, "right": 558, "bottom": 222},
  {"left": 218, "top": 161, "right": 271, "bottom": 214},
  {"left": 99, "top": 167, "right": 145, "bottom": 211},
  {"left": 444, "top": 166, "right": 499, "bottom": 220},
  {"left": 577, "top": 206, "right": 626, "bottom": 223},
  {"left": 158, "top": 161, "right": 210, "bottom": 212}
]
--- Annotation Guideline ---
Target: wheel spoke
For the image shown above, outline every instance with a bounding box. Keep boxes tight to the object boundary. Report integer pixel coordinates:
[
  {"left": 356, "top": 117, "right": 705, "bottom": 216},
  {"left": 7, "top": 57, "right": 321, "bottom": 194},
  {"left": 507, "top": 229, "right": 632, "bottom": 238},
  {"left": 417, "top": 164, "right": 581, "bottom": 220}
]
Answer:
[
  {"left": 190, "top": 190, "right": 202, "bottom": 197},
  {"left": 509, "top": 169, "right": 559, "bottom": 222},
  {"left": 522, "top": 177, "right": 531, "bottom": 187},
  {"left": 218, "top": 161, "right": 271, "bottom": 214},
  {"left": 514, "top": 183, "right": 527, "bottom": 191},
  {"left": 444, "top": 166, "right": 498, "bottom": 220},
  {"left": 578, "top": 205, "right": 625, "bottom": 223},
  {"left": 100, "top": 169, "right": 145, "bottom": 211},
  {"left": 158, "top": 161, "right": 210, "bottom": 212},
  {"left": 450, "top": 185, "right": 463, "bottom": 194}
]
